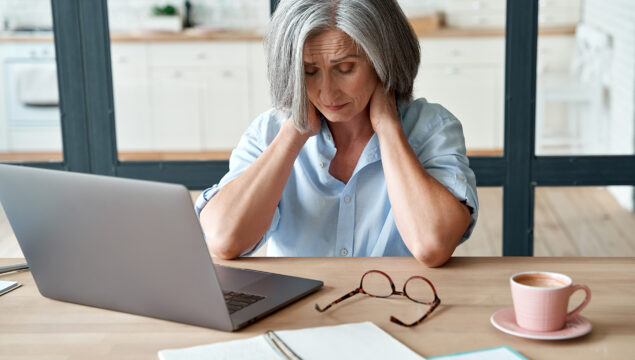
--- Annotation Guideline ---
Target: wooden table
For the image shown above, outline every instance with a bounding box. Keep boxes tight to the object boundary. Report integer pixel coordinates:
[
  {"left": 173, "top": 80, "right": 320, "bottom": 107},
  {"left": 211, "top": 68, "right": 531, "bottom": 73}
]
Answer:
[{"left": 0, "top": 257, "right": 633, "bottom": 359}]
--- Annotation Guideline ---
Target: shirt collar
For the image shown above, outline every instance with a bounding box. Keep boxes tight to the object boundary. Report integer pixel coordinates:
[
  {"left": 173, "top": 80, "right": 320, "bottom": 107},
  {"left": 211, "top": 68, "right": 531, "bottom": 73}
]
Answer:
[{"left": 318, "top": 114, "right": 382, "bottom": 166}]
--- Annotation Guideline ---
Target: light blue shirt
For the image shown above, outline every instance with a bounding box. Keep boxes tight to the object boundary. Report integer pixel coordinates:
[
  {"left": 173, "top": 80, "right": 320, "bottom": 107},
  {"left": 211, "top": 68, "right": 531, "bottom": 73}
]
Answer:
[{"left": 195, "top": 98, "right": 478, "bottom": 257}]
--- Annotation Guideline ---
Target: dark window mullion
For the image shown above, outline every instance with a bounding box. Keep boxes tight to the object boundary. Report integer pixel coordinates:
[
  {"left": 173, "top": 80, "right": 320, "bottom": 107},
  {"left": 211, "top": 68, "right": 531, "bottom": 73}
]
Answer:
[
  {"left": 534, "top": 156, "right": 635, "bottom": 186},
  {"left": 469, "top": 156, "right": 506, "bottom": 187},
  {"left": 116, "top": 161, "right": 229, "bottom": 189},
  {"left": 50, "top": 0, "right": 117, "bottom": 175},
  {"left": 51, "top": 0, "right": 91, "bottom": 172},
  {"left": 270, "top": 0, "right": 280, "bottom": 15},
  {"left": 77, "top": 0, "right": 117, "bottom": 176},
  {"left": 502, "top": 0, "right": 539, "bottom": 256}
]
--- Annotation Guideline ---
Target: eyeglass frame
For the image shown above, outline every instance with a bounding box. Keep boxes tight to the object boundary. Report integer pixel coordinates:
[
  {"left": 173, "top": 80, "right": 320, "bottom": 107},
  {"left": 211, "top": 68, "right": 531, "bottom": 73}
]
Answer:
[{"left": 314, "top": 269, "right": 441, "bottom": 327}]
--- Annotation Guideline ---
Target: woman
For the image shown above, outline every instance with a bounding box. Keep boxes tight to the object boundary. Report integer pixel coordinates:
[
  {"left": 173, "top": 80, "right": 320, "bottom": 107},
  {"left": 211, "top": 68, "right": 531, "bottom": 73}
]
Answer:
[{"left": 196, "top": 0, "right": 478, "bottom": 267}]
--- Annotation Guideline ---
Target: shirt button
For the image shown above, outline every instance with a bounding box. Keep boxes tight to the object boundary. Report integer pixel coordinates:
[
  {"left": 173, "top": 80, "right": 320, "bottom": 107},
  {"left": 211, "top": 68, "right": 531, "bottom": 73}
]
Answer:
[
  {"left": 340, "top": 248, "right": 348, "bottom": 256},
  {"left": 326, "top": 134, "right": 331, "bottom": 140},
  {"left": 319, "top": 161, "right": 325, "bottom": 168},
  {"left": 344, "top": 196, "right": 351, "bottom": 203}
]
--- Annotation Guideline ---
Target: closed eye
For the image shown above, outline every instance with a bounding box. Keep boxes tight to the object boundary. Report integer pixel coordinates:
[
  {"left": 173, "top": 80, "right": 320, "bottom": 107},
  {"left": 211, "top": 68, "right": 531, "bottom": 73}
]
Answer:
[
  {"left": 304, "top": 64, "right": 318, "bottom": 76},
  {"left": 337, "top": 63, "right": 354, "bottom": 74}
]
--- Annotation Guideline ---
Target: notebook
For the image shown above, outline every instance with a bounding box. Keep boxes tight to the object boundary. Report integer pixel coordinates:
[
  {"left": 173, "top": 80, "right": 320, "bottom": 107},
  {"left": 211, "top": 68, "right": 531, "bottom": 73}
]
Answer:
[
  {"left": 428, "top": 346, "right": 527, "bottom": 360},
  {"left": 158, "top": 322, "right": 424, "bottom": 360}
]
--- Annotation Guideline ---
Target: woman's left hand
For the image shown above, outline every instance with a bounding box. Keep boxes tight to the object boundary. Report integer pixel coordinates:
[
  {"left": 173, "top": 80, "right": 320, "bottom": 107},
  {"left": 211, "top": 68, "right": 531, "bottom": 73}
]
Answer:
[{"left": 369, "top": 82, "right": 399, "bottom": 135}]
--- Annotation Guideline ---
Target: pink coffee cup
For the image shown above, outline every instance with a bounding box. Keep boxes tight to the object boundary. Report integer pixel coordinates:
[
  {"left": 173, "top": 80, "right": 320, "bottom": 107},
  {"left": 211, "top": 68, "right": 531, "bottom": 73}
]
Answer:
[{"left": 510, "top": 271, "right": 591, "bottom": 332}]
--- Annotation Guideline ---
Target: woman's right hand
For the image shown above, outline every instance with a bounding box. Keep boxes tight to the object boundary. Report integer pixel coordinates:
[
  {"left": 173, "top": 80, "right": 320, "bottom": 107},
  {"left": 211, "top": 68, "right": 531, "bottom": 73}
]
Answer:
[
  {"left": 306, "top": 100, "right": 322, "bottom": 137},
  {"left": 283, "top": 101, "right": 322, "bottom": 140}
]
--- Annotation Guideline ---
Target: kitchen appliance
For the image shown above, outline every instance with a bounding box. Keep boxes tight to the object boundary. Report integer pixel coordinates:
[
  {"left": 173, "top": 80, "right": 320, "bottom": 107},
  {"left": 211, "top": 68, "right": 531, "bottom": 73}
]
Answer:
[{"left": 2, "top": 40, "right": 62, "bottom": 151}]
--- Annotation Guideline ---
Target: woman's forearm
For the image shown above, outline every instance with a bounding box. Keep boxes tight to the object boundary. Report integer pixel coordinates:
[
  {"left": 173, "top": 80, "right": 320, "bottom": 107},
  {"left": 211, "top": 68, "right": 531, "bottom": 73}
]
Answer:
[
  {"left": 376, "top": 121, "right": 471, "bottom": 267},
  {"left": 200, "top": 121, "right": 309, "bottom": 259}
]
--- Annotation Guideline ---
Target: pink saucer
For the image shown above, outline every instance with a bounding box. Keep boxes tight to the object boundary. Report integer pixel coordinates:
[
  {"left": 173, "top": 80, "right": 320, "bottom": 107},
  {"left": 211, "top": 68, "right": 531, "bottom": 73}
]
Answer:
[{"left": 490, "top": 307, "right": 592, "bottom": 340}]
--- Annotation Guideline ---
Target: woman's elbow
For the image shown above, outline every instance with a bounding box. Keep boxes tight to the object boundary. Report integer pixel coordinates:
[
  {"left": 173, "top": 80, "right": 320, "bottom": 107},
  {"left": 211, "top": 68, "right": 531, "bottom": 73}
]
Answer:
[
  {"left": 413, "top": 249, "right": 450, "bottom": 267},
  {"left": 200, "top": 205, "right": 241, "bottom": 259},
  {"left": 202, "top": 221, "right": 241, "bottom": 259},
  {"left": 207, "top": 235, "right": 243, "bottom": 259},
  {"left": 411, "top": 236, "right": 457, "bottom": 267}
]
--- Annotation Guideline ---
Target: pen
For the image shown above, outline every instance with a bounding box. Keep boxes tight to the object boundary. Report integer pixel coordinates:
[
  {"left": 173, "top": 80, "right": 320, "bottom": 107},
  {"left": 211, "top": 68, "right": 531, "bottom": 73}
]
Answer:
[
  {"left": 264, "top": 330, "right": 303, "bottom": 360},
  {"left": 0, "top": 263, "right": 29, "bottom": 275}
]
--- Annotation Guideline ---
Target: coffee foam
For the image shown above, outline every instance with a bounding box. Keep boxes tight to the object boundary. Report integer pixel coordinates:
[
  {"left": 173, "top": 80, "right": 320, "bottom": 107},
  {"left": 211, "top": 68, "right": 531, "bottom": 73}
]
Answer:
[{"left": 514, "top": 273, "right": 569, "bottom": 288}]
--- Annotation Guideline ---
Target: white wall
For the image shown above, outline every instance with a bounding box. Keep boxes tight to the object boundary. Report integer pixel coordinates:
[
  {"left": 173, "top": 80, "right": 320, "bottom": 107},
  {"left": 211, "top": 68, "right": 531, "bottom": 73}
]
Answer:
[
  {"left": 0, "top": 0, "right": 502, "bottom": 34},
  {"left": 583, "top": 0, "right": 635, "bottom": 211},
  {"left": 0, "top": 0, "right": 270, "bottom": 34},
  {"left": 0, "top": 0, "right": 52, "bottom": 30},
  {"left": 107, "top": 0, "right": 269, "bottom": 33}
]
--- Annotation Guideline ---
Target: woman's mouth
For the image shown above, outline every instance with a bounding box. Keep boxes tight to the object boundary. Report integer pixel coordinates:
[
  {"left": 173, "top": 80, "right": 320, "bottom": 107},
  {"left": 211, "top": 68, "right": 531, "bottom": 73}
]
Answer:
[{"left": 324, "top": 103, "right": 348, "bottom": 111}]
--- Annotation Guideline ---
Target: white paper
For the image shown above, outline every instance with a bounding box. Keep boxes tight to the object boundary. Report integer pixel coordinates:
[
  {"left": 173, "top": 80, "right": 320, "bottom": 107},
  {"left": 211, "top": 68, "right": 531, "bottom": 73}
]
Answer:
[
  {"left": 0, "top": 280, "right": 20, "bottom": 296},
  {"left": 159, "top": 322, "right": 424, "bottom": 360},
  {"left": 159, "top": 335, "right": 281, "bottom": 360}
]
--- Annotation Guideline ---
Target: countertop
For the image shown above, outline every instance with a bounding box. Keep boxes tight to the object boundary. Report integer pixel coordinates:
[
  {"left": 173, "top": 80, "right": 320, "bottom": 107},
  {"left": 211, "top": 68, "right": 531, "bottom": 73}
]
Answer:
[{"left": 0, "top": 26, "right": 575, "bottom": 43}]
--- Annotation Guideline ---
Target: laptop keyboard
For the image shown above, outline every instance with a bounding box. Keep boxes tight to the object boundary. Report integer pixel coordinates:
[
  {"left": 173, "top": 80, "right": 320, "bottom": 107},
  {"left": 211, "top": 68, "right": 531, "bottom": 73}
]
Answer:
[{"left": 223, "top": 290, "right": 265, "bottom": 314}]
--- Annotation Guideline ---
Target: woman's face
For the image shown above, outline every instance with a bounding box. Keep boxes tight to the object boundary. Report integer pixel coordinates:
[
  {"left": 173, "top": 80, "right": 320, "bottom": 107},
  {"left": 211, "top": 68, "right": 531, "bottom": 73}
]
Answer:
[{"left": 303, "top": 29, "right": 378, "bottom": 124}]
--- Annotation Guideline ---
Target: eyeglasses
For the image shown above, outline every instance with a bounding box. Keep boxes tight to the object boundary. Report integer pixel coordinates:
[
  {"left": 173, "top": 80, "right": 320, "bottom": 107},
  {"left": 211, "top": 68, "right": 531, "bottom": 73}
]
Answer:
[{"left": 314, "top": 270, "right": 441, "bottom": 327}]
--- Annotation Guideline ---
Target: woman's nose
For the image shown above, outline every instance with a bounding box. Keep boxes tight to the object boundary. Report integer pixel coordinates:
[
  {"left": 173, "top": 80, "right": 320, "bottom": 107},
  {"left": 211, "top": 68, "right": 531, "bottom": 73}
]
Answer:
[{"left": 319, "top": 75, "right": 340, "bottom": 104}]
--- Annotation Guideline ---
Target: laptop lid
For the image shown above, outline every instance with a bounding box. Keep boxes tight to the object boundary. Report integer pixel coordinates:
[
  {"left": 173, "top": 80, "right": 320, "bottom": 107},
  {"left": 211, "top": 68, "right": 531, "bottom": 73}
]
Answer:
[{"left": 0, "top": 164, "right": 321, "bottom": 331}]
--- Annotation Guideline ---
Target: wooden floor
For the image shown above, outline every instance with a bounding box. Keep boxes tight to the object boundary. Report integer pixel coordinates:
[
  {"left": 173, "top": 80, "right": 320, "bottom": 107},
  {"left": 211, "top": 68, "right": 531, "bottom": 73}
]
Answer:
[
  {"left": 456, "top": 187, "right": 635, "bottom": 257},
  {"left": 1, "top": 187, "right": 633, "bottom": 258}
]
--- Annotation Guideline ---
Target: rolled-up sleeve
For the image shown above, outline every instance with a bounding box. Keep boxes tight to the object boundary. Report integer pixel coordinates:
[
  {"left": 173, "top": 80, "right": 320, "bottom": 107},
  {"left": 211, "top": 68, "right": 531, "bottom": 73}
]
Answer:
[
  {"left": 405, "top": 101, "right": 479, "bottom": 243},
  {"left": 195, "top": 109, "right": 283, "bottom": 255}
]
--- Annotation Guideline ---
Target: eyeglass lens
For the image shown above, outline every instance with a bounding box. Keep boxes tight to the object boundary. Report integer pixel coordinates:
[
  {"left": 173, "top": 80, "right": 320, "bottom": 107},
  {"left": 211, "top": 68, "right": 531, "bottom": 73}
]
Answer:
[
  {"left": 361, "top": 271, "right": 393, "bottom": 297},
  {"left": 361, "top": 271, "right": 435, "bottom": 304},
  {"left": 404, "top": 277, "right": 435, "bottom": 304}
]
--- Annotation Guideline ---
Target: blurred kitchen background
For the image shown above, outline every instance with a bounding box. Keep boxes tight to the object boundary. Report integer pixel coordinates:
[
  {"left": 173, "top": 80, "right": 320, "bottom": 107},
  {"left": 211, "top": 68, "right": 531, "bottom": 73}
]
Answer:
[{"left": 0, "top": 0, "right": 633, "bottom": 258}]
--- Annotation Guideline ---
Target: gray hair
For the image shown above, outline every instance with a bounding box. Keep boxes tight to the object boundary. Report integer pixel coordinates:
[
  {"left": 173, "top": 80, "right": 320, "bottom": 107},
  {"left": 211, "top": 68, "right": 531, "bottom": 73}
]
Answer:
[{"left": 265, "top": 0, "right": 420, "bottom": 133}]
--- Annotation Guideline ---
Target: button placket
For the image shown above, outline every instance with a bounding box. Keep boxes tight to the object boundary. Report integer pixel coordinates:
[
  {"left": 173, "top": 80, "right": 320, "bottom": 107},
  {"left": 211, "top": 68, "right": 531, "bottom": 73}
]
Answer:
[{"left": 335, "top": 188, "right": 355, "bottom": 257}]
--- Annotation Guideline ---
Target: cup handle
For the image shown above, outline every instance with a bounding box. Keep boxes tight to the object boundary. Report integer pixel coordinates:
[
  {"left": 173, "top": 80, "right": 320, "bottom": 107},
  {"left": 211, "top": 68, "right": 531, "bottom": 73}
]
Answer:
[{"left": 565, "top": 284, "right": 591, "bottom": 321}]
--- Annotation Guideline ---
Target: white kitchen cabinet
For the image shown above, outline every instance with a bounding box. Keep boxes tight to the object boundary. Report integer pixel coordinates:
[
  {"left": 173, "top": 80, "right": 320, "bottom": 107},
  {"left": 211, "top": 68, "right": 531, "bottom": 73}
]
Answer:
[
  {"left": 111, "top": 43, "right": 152, "bottom": 151},
  {"left": 416, "top": 38, "right": 505, "bottom": 151},
  {"left": 248, "top": 41, "right": 272, "bottom": 123},
  {"left": 415, "top": 65, "right": 504, "bottom": 150},
  {"left": 421, "top": 37, "right": 505, "bottom": 65},
  {"left": 8, "top": 126, "right": 62, "bottom": 151},
  {"left": 149, "top": 67, "right": 204, "bottom": 150},
  {"left": 148, "top": 42, "right": 249, "bottom": 68},
  {"left": 147, "top": 42, "right": 251, "bottom": 151},
  {"left": 442, "top": 0, "right": 580, "bottom": 29},
  {"left": 202, "top": 66, "right": 250, "bottom": 150},
  {"left": 1, "top": 36, "right": 574, "bottom": 155}
]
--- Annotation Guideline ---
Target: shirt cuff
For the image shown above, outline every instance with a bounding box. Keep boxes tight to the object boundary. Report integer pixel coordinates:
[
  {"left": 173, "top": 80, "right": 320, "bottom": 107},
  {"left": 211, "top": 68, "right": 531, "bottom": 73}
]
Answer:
[
  {"left": 451, "top": 176, "right": 479, "bottom": 244},
  {"left": 194, "top": 185, "right": 221, "bottom": 219}
]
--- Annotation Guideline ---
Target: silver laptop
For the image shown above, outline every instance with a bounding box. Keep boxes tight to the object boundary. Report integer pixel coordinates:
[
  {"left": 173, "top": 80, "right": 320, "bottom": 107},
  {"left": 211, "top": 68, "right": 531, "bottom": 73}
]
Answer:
[{"left": 0, "top": 164, "right": 322, "bottom": 331}]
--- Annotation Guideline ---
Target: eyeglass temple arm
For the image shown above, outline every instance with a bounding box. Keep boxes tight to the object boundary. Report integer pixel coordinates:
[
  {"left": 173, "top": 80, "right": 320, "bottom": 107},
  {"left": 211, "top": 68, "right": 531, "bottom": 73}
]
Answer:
[
  {"left": 390, "top": 296, "right": 441, "bottom": 327},
  {"left": 314, "top": 288, "right": 362, "bottom": 312}
]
